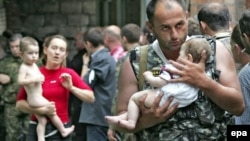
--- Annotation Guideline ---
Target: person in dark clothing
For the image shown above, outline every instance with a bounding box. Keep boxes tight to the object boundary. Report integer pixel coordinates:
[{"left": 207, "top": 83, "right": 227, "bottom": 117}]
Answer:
[
  {"left": 80, "top": 27, "right": 117, "bottom": 141},
  {"left": 67, "top": 31, "right": 88, "bottom": 141}
]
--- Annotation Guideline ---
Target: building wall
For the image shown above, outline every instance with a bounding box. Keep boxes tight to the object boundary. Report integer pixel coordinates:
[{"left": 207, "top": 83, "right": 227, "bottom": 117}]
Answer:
[
  {"left": 0, "top": 0, "right": 6, "bottom": 34},
  {"left": 4, "top": 0, "right": 95, "bottom": 38},
  {"left": 4, "top": 0, "right": 96, "bottom": 59},
  {"left": 1, "top": 0, "right": 248, "bottom": 59},
  {"left": 189, "top": 0, "right": 247, "bottom": 26}
]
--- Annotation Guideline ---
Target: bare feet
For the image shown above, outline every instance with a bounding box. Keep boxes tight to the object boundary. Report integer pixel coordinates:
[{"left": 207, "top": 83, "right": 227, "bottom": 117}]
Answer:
[{"left": 61, "top": 125, "right": 75, "bottom": 137}]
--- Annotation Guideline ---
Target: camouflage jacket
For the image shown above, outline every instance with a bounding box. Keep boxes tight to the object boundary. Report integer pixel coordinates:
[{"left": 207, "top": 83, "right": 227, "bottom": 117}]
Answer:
[
  {"left": 129, "top": 36, "right": 232, "bottom": 141},
  {"left": 0, "top": 55, "right": 22, "bottom": 104},
  {"left": 213, "top": 32, "right": 231, "bottom": 52}
]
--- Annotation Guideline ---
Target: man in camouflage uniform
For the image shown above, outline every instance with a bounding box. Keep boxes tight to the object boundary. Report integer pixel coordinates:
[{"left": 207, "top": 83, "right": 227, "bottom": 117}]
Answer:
[
  {"left": 0, "top": 35, "right": 8, "bottom": 141},
  {"left": 0, "top": 33, "right": 29, "bottom": 141},
  {"left": 111, "top": 0, "right": 244, "bottom": 141}
]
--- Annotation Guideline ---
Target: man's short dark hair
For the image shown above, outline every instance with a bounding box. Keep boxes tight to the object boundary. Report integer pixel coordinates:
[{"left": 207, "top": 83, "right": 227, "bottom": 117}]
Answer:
[
  {"left": 146, "top": 0, "right": 187, "bottom": 24},
  {"left": 197, "top": 2, "right": 231, "bottom": 32},
  {"left": 239, "top": 9, "right": 250, "bottom": 36}
]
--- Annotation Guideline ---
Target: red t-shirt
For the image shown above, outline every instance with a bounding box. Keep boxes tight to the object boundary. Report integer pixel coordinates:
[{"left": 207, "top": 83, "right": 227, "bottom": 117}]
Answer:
[{"left": 16, "top": 66, "right": 92, "bottom": 123}]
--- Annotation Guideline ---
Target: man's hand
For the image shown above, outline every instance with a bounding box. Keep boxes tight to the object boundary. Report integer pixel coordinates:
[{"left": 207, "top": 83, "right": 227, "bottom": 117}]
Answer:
[
  {"left": 137, "top": 93, "right": 178, "bottom": 129},
  {"left": 83, "top": 53, "right": 90, "bottom": 65},
  {"left": 107, "top": 128, "right": 118, "bottom": 141},
  {"left": 167, "top": 50, "right": 207, "bottom": 87},
  {"left": 0, "top": 74, "right": 11, "bottom": 84}
]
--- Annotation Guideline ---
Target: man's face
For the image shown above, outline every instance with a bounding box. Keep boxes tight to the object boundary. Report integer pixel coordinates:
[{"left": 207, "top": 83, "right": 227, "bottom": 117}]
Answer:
[
  {"left": 149, "top": 2, "right": 188, "bottom": 52},
  {"left": 9, "top": 39, "right": 21, "bottom": 57},
  {"left": 74, "top": 32, "right": 85, "bottom": 50}
]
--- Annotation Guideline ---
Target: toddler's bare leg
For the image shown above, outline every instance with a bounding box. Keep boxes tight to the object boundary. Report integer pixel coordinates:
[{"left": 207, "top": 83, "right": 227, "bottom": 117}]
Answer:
[
  {"left": 49, "top": 114, "right": 75, "bottom": 137},
  {"left": 35, "top": 114, "right": 47, "bottom": 141}
]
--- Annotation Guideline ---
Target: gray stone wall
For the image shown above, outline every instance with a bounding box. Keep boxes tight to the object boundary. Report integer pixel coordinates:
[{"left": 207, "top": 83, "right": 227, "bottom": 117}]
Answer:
[
  {"left": 4, "top": 0, "right": 96, "bottom": 60},
  {"left": 2, "top": 0, "right": 248, "bottom": 59}
]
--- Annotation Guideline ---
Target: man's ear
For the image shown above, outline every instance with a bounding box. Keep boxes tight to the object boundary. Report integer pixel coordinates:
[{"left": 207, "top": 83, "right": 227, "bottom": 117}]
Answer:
[
  {"left": 86, "top": 41, "right": 91, "bottom": 47},
  {"left": 122, "top": 36, "right": 127, "bottom": 43},
  {"left": 146, "top": 21, "right": 153, "bottom": 33},
  {"left": 233, "top": 43, "right": 243, "bottom": 55},
  {"left": 199, "top": 21, "right": 207, "bottom": 31}
]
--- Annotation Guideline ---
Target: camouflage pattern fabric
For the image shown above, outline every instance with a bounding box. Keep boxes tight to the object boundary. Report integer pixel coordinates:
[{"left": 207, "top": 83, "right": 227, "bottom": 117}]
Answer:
[
  {"left": 0, "top": 55, "right": 29, "bottom": 141},
  {"left": 111, "top": 51, "right": 138, "bottom": 141},
  {"left": 0, "top": 55, "right": 22, "bottom": 103},
  {"left": 112, "top": 46, "right": 145, "bottom": 141},
  {"left": 213, "top": 32, "right": 231, "bottom": 51},
  {"left": 129, "top": 36, "right": 232, "bottom": 141},
  {"left": 5, "top": 104, "right": 29, "bottom": 141}
]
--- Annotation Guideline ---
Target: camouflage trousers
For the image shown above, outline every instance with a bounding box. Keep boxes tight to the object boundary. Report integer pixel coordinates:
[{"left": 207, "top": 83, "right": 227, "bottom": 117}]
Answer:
[{"left": 4, "top": 103, "right": 29, "bottom": 141}]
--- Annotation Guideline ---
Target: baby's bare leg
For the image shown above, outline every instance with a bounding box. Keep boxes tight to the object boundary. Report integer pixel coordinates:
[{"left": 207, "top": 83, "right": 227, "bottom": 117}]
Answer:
[
  {"left": 35, "top": 114, "right": 47, "bottom": 141},
  {"left": 105, "top": 113, "right": 128, "bottom": 125},
  {"left": 106, "top": 90, "right": 157, "bottom": 130},
  {"left": 48, "top": 114, "right": 75, "bottom": 137},
  {"left": 105, "top": 91, "right": 148, "bottom": 130},
  {"left": 118, "top": 90, "right": 156, "bottom": 130}
]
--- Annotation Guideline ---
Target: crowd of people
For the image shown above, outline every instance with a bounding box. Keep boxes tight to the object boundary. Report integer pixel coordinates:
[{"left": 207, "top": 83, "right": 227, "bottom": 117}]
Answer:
[{"left": 0, "top": 0, "right": 250, "bottom": 141}]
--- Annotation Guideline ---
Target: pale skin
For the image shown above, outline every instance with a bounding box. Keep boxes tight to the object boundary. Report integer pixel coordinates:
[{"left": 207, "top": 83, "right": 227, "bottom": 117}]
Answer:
[
  {"left": 105, "top": 46, "right": 195, "bottom": 130},
  {"left": 18, "top": 44, "right": 75, "bottom": 141},
  {"left": 16, "top": 37, "right": 94, "bottom": 141},
  {"left": 108, "top": 1, "right": 244, "bottom": 141}
]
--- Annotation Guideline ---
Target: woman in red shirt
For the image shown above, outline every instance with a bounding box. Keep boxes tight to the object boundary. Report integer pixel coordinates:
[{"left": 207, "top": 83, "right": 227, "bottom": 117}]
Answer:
[{"left": 16, "top": 35, "right": 94, "bottom": 141}]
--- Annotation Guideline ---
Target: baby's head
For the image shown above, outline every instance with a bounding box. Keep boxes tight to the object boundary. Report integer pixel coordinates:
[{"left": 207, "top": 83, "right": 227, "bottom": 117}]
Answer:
[
  {"left": 179, "top": 38, "right": 212, "bottom": 63},
  {"left": 20, "top": 36, "right": 39, "bottom": 64}
]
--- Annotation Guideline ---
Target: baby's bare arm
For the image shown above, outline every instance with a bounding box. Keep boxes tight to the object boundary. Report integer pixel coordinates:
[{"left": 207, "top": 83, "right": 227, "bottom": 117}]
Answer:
[{"left": 143, "top": 71, "right": 167, "bottom": 88}]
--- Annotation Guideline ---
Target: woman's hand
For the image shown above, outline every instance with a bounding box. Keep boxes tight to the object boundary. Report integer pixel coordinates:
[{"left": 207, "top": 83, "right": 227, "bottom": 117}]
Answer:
[
  {"left": 60, "top": 73, "right": 73, "bottom": 90},
  {"left": 40, "top": 102, "right": 56, "bottom": 116}
]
